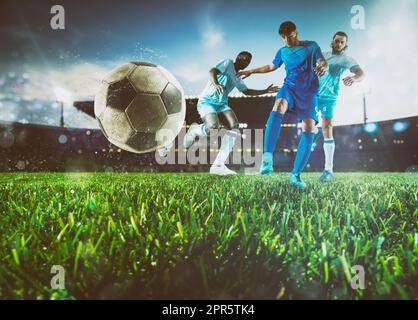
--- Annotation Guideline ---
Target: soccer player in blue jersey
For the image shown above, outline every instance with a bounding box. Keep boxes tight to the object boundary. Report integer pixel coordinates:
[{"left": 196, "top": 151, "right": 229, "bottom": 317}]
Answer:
[
  {"left": 239, "top": 21, "right": 328, "bottom": 188},
  {"left": 318, "top": 31, "right": 365, "bottom": 181},
  {"left": 183, "top": 51, "right": 278, "bottom": 175}
]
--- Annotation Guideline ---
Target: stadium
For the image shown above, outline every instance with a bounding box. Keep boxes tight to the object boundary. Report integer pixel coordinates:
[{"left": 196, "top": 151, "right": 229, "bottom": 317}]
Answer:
[
  {"left": 0, "top": 0, "right": 417, "bottom": 303},
  {"left": 0, "top": 97, "right": 417, "bottom": 173}
]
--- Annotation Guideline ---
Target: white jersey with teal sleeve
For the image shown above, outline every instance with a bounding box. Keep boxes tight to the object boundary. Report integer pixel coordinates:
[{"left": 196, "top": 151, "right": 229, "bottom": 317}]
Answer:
[
  {"left": 318, "top": 52, "right": 359, "bottom": 100},
  {"left": 199, "top": 59, "right": 248, "bottom": 105}
]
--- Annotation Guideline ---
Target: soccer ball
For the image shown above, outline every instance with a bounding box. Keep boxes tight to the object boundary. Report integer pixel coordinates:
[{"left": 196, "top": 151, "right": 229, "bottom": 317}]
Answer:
[{"left": 94, "top": 61, "right": 185, "bottom": 153}]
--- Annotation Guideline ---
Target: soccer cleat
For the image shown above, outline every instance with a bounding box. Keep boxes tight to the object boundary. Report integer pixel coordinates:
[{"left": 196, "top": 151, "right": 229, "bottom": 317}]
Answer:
[
  {"left": 260, "top": 153, "right": 273, "bottom": 175},
  {"left": 183, "top": 123, "right": 198, "bottom": 149},
  {"left": 319, "top": 170, "right": 333, "bottom": 182},
  {"left": 210, "top": 164, "right": 237, "bottom": 175},
  {"left": 289, "top": 173, "right": 307, "bottom": 189}
]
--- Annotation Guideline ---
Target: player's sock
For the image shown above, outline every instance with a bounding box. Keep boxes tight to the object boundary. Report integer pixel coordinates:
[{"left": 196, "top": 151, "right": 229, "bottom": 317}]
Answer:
[
  {"left": 191, "top": 123, "right": 207, "bottom": 137},
  {"left": 323, "top": 138, "right": 335, "bottom": 172},
  {"left": 292, "top": 131, "right": 315, "bottom": 175},
  {"left": 213, "top": 130, "right": 238, "bottom": 165},
  {"left": 263, "top": 111, "right": 284, "bottom": 157}
]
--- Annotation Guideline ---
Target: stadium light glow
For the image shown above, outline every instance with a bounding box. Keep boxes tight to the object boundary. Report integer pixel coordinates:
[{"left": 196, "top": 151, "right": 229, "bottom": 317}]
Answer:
[
  {"left": 392, "top": 120, "right": 409, "bottom": 133},
  {"left": 53, "top": 87, "right": 72, "bottom": 104},
  {"left": 364, "top": 122, "right": 378, "bottom": 134}
]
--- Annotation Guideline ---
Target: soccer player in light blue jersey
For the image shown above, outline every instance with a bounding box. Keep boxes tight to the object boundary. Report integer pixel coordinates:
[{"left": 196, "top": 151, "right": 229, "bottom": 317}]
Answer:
[
  {"left": 183, "top": 51, "right": 278, "bottom": 175},
  {"left": 239, "top": 21, "right": 328, "bottom": 188},
  {"left": 318, "top": 31, "right": 365, "bottom": 182}
]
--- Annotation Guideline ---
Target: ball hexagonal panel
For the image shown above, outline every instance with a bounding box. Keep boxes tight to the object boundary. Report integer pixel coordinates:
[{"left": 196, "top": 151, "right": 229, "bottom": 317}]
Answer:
[
  {"left": 128, "top": 65, "right": 168, "bottom": 94},
  {"left": 96, "top": 117, "right": 109, "bottom": 139},
  {"left": 156, "top": 112, "right": 185, "bottom": 146},
  {"left": 104, "top": 63, "right": 136, "bottom": 84},
  {"left": 130, "top": 61, "right": 157, "bottom": 67},
  {"left": 125, "top": 131, "right": 157, "bottom": 153},
  {"left": 98, "top": 108, "right": 134, "bottom": 143},
  {"left": 94, "top": 82, "right": 109, "bottom": 119},
  {"left": 107, "top": 78, "right": 137, "bottom": 112},
  {"left": 157, "top": 65, "right": 183, "bottom": 92},
  {"left": 161, "top": 83, "right": 183, "bottom": 115},
  {"left": 126, "top": 94, "right": 168, "bottom": 133},
  {"left": 106, "top": 136, "right": 128, "bottom": 152}
]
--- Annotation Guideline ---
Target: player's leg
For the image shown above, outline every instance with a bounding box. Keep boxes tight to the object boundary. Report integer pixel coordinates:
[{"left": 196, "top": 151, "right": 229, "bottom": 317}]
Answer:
[
  {"left": 260, "top": 98, "right": 288, "bottom": 174},
  {"left": 202, "top": 112, "right": 221, "bottom": 135},
  {"left": 320, "top": 116, "right": 335, "bottom": 181},
  {"left": 290, "top": 117, "right": 316, "bottom": 188},
  {"left": 210, "top": 110, "right": 239, "bottom": 175},
  {"left": 183, "top": 101, "right": 218, "bottom": 148}
]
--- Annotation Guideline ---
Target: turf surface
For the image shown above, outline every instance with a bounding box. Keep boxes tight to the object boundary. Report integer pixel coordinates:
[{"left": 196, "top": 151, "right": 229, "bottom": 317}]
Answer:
[{"left": 0, "top": 172, "right": 417, "bottom": 299}]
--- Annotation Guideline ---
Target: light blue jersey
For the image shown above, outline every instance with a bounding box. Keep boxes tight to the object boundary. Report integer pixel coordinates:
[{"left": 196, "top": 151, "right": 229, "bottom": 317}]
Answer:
[
  {"left": 199, "top": 59, "right": 248, "bottom": 105},
  {"left": 318, "top": 51, "right": 359, "bottom": 118},
  {"left": 318, "top": 51, "right": 359, "bottom": 100}
]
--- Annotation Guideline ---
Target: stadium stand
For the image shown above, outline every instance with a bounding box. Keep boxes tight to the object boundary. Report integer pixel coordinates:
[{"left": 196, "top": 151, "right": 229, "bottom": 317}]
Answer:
[{"left": 0, "top": 96, "right": 417, "bottom": 172}]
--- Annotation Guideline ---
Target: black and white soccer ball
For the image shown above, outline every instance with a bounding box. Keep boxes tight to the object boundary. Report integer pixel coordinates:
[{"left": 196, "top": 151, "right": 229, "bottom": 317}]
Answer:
[{"left": 94, "top": 61, "right": 185, "bottom": 153}]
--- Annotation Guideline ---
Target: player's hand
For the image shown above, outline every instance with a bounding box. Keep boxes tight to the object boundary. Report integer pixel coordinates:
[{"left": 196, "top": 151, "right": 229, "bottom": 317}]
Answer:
[
  {"left": 214, "top": 84, "right": 225, "bottom": 94},
  {"left": 238, "top": 70, "right": 252, "bottom": 79},
  {"left": 343, "top": 76, "right": 354, "bottom": 86},
  {"left": 266, "top": 84, "right": 279, "bottom": 93},
  {"left": 314, "top": 61, "right": 327, "bottom": 77}
]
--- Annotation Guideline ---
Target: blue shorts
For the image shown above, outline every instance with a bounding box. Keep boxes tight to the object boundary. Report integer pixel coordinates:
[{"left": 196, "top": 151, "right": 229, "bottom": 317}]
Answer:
[
  {"left": 318, "top": 97, "right": 337, "bottom": 119},
  {"left": 197, "top": 99, "right": 231, "bottom": 118},
  {"left": 276, "top": 85, "right": 319, "bottom": 123}
]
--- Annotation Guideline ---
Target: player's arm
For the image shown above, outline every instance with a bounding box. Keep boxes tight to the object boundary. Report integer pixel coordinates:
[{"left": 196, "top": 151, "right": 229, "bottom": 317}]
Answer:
[
  {"left": 243, "top": 84, "right": 279, "bottom": 96},
  {"left": 343, "top": 66, "right": 365, "bottom": 86},
  {"left": 238, "top": 64, "right": 278, "bottom": 79},
  {"left": 311, "top": 42, "right": 328, "bottom": 76},
  {"left": 209, "top": 68, "right": 225, "bottom": 94},
  {"left": 314, "top": 58, "right": 329, "bottom": 77}
]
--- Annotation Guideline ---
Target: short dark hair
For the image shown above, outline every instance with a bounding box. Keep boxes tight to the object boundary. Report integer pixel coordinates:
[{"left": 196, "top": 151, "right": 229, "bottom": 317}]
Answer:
[
  {"left": 279, "top": 21, "right": 297, "bottom": 36},
  {"left": 333, "top": 31, "right": 348, "bottom": 40},
  {"left": 237, "top": 51, "right": 252, "bottom": 60}
]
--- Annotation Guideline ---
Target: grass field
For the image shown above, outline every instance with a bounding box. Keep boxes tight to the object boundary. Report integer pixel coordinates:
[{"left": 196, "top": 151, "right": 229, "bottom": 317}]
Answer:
[{"left": 0, "top": 172, "right": 417, "bottom": 300}]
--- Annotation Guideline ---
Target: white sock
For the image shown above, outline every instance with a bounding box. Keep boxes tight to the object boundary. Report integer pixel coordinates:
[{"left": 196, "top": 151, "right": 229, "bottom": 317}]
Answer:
[
  {"left": 213, "top": 130, "right": 238, "bottom": 166},
  {"left": 190, "top": 123, "right": 207, "bottom": 137},
  {"left": 323, "top": 138, "right": 335, "bottom": 172}
]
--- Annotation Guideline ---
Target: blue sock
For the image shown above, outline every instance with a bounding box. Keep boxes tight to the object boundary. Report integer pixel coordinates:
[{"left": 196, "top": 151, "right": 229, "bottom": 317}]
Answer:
[
  {"left": 292, "top": 131, "right": 315, "bottom": 175},
  {"left": 263, "top": 111, "right": 284, "bottom": 155}
]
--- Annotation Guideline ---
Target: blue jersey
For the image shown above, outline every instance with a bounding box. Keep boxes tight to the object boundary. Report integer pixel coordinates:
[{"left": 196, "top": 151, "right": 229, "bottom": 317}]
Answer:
[
  {"left": 272, "top": 41, "right": 324, "bottom": 93},
  {"left": 318, "top": 51, "right": 359, "bottom": 100}
]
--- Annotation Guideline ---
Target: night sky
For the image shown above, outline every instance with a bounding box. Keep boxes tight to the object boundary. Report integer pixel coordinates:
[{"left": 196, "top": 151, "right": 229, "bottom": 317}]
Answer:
[{"left": 0, "top": 0, "right": 417, "bottom": 128}]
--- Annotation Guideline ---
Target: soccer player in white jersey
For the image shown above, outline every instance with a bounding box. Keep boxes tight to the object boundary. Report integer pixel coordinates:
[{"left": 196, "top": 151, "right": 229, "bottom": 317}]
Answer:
[
  {"left": 183, "top": 52, "right": 278, "bottom": 175},
  {"left": 318, "top": 31, "right": 365, "bottom": 181}
]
